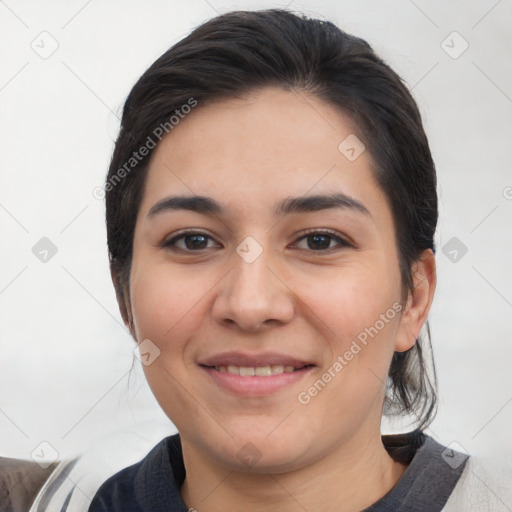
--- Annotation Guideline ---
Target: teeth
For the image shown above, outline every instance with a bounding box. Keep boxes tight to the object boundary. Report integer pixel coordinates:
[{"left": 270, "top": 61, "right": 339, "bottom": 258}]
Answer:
[
  {"left": 214, "top": 364, "right": 301, "bottom": 377},
  {"left": 239, "top": 366, "right": 256, "bottom": 377},
  {"left": 255, "top": 366, "right": 271, "bottom": 376}
]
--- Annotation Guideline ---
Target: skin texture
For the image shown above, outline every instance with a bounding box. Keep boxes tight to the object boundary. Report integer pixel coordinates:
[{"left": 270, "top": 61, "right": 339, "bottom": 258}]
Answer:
[{"left": 119, "top": 87, "right": 436, "bottom": 511}]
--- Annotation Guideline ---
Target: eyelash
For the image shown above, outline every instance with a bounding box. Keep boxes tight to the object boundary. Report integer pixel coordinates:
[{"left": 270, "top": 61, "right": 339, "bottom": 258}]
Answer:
[{"left": 162, "top": 228, "right": 352, "bottom": 254}]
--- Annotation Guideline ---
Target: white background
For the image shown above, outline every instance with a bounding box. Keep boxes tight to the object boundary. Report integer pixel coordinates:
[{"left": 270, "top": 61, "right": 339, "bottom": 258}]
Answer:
[{"left": 0, "top": 0, "right": 511, "bottom": 463}]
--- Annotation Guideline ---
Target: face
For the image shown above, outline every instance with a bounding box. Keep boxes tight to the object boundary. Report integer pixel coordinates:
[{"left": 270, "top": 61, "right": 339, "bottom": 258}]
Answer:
[{"left": 127, "top": 87, "right": 418, "bottom": 473}]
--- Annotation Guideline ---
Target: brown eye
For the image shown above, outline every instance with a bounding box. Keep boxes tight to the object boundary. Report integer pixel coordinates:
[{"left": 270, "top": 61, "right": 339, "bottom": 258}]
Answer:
[
  {"left": 293, "top": 230, "right": 351, "bottom": 252},
  {"left": 164, "top": 231, "right": 219, "bottom": 252}
]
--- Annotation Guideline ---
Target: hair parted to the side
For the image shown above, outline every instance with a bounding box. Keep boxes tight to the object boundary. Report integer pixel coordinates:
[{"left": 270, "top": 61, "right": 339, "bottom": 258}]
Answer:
[{"left": 105, "top": 9, "right": 438, "bottom": 430}]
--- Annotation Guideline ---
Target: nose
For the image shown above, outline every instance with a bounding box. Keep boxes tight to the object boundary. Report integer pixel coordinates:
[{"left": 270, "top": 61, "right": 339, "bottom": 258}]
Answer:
[{"left": 211, "top": 240, "right": 295, "bottom": 332}]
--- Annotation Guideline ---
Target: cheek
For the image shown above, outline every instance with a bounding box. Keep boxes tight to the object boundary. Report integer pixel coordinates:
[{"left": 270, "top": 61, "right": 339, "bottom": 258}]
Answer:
[
  {"left": 129, "top": 262, "right": 210, "bottom": 349},
  {"left": 296, "top": 259, "right": 402, "bottom": 410},
  {"left": 302, "top": 259, "right": 402, "bottom": 345},
  {"left": 128, "top": 263, "right": 215, "bottom": 426}
]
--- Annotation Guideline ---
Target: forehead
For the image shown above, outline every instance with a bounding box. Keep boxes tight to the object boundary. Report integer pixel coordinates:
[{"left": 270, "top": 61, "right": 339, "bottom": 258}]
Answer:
[{"left": 139, "top": 87, "right": 390, "bottom": 222}]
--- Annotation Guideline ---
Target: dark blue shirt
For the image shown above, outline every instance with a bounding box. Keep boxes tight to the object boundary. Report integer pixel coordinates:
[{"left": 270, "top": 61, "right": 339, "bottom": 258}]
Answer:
[{"left": 88, "top": 430, "right": 468, "bottom": 511}]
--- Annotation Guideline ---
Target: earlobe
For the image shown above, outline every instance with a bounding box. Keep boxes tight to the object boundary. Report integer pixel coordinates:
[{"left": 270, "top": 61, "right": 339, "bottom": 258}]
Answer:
[{"left": 395, "top": 249, "right": 437, "bottom": 352}]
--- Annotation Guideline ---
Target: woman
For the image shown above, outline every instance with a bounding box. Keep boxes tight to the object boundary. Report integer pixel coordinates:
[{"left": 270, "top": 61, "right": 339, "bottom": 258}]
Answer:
[{"left": 87, "top": 9, "right": 510, "bottom": 512}]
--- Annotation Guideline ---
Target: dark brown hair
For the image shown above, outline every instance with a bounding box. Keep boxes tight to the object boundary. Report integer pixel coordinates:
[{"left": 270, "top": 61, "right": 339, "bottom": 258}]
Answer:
[{"left": 105, "top": 9, "right": 438, "bottom": 429}]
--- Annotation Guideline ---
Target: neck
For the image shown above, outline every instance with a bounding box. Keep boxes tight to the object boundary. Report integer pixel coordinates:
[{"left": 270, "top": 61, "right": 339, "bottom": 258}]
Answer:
[{"left": 180, "top": 430, "right": 407, "bottom": 512}]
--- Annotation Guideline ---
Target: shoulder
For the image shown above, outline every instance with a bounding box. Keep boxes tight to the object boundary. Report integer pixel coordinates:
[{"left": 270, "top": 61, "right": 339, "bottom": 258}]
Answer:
[
  {"left": 442, "top": 455, "right": 512, "bottom": 511},
  {"left": 88, "top": 462, "right": 140, "bottom": 512},
  {"left": 88, "top": 436, "right": 177, "bottom": 512}
]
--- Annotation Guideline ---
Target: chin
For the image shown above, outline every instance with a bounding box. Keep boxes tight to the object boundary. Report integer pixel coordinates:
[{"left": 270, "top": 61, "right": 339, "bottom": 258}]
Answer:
[{"left": 205, "top": 424, "right": 316, "bottom": 474}]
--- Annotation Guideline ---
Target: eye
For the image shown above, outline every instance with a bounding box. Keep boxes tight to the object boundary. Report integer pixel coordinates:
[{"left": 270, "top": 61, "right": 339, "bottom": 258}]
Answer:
[
  {"left": 292, "top": 229, "right": 352, "bottom": 252},
  {"left": 163, "top": 231, "right": 220, "bottom": 252},
  {"left": 162, "top": 229, "right": 352, "bottom": 254}
]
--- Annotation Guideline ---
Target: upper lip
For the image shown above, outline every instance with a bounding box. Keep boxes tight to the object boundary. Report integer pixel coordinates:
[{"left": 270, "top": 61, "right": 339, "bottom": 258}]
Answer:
[{"left": 199, "top": 351, "right": 315, "bottom": 368}]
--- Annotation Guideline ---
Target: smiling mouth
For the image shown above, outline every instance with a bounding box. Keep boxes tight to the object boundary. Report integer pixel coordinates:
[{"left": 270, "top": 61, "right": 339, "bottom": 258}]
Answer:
[
  {"left": 208, "top": 364, "right": 314, "bottom": 377},
  {"left": 200, "top": 355, "right": 315, "bottom": 395}
]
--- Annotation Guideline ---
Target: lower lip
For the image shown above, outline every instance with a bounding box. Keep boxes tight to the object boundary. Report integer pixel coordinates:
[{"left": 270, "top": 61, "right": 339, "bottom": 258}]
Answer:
[{"left": 201, "top": 366, "right": 313, "bottom": 396}]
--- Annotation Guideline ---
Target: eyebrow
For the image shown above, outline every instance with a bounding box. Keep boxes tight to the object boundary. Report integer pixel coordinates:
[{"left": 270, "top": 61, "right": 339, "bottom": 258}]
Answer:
[{"left": 147, "top": 193, "right": 371, "bottom": 219}]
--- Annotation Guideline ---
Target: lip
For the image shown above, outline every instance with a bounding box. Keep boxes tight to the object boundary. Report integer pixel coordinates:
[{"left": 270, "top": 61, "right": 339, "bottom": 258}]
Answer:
[{"left": 199, "top": 351, "right": 316, "bottom": 397}]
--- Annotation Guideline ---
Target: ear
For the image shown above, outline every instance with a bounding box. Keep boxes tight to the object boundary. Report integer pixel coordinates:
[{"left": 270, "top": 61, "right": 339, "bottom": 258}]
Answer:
[
  {"left": 395, "top": 249, "right": 437, "bottom": 352},
  {"left": 110, "top": 263, "right": 136, "bottom": 338}
]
